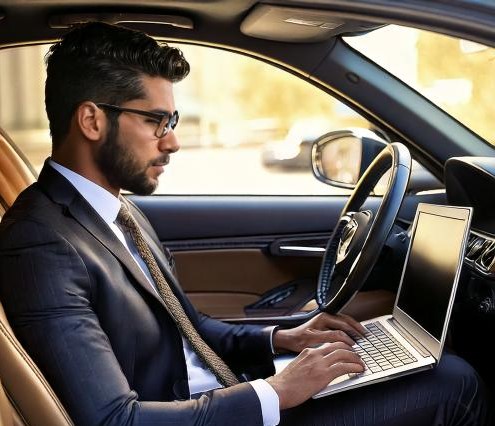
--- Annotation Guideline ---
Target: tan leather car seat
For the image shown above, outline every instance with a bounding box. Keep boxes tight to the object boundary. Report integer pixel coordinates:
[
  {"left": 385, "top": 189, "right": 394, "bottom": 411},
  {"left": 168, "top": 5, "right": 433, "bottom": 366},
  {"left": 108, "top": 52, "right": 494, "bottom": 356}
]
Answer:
[
  {"left": 0, "top": 128, "right": 36, "bottom": 218},
  {"left": 0, "top": 305, "right": 73, "bottom": 426},
  {"left": 0, "top": 128, "right": 73, "bottom": 425},
  {"left": 0, "top": 378, "right": 13, "bottom": 426}
]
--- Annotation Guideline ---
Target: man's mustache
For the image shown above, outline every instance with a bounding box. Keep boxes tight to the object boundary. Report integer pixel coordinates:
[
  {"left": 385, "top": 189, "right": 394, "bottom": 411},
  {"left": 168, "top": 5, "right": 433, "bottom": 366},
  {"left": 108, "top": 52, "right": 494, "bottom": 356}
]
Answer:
[{"left": 149, "top": 155, "right": 170, "bottom": 167}]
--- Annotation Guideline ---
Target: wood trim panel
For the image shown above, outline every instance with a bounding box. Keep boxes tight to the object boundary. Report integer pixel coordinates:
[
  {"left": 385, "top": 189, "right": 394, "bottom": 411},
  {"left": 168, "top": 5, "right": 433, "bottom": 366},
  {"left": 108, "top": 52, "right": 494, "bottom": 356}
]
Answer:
[{"left": 174, "top": 248, "right": 320, "bottom": 295}]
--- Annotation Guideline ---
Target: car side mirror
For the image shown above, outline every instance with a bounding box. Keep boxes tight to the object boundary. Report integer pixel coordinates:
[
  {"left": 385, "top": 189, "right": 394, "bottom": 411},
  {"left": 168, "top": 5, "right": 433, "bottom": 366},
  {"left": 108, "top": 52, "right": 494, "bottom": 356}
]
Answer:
[{"left": 311, "top": 128, "right": 387, "bottom": 189}]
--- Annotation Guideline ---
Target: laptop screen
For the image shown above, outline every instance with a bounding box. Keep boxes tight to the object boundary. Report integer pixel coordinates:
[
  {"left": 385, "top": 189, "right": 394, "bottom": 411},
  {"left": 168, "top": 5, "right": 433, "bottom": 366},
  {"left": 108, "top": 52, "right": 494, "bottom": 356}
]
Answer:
[{"left": 396, "top": 206, "right": 471, "bottom": 341}]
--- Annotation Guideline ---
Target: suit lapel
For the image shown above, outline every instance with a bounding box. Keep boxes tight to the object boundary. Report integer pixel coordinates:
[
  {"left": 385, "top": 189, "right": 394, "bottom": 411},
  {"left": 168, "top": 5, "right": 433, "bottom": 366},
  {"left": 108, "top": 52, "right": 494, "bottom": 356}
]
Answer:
[
  {"left": 122, "top": 198, "right": 197, "bottom": 319},
  {"left": 36, "top": 163, "right": 170, "bottom": 309},
  {"left": 124, "top": 199, "right": 189, "bottom": 305}
]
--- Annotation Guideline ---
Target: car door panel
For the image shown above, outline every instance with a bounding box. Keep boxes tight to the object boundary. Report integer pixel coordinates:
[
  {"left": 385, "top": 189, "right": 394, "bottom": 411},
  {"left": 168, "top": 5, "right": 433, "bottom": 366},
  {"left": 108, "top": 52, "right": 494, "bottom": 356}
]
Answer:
[
  {"left": 130, "top": 195, "right": 342, "bottom": 318},
  {"left": 130, "top": 191, "right": 447, "bottom": 319},
  {"left": 131, "top": 195, "right": 350, "bottom": 240},
  {"left": 176, "top": 249, "right": 320, "bottom": 318}
]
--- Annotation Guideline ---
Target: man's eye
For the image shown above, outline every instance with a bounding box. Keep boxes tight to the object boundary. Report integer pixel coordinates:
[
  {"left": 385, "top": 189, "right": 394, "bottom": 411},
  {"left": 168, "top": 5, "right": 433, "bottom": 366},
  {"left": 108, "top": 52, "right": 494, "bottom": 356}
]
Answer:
[{"left": 145, "top": 118, "right": 160, "bottom": 124}]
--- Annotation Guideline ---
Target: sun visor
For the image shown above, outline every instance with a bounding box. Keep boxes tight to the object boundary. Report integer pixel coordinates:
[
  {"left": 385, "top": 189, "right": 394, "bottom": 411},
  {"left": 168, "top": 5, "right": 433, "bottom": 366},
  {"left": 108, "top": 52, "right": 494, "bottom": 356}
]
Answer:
[{"left": 241, "top": 4, "right": 384, "bottom": 42}]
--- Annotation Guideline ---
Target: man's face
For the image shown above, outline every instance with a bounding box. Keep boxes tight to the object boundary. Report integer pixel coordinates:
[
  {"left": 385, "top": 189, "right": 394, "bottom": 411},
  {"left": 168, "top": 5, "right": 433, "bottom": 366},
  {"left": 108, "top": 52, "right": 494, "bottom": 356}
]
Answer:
[{"left": 96, "top": 76, "right": 179, "bottom": 195}]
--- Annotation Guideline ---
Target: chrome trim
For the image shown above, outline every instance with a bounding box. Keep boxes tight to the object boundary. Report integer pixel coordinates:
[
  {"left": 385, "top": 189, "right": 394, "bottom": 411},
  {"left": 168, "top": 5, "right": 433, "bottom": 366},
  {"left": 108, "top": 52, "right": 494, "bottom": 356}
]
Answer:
[
  {"left": 465, "top": 230, "right": 495, "bottom": 277},
  {"left": 279, "top": 245, "right": 325, "bottom": 253}
]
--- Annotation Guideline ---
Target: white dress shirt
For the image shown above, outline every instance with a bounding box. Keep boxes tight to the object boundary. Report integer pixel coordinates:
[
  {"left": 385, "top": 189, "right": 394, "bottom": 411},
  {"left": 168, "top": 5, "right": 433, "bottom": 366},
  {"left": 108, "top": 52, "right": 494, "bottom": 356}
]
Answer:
[{"left": 48, "top": 160, "right": 280, "bottom": 426}]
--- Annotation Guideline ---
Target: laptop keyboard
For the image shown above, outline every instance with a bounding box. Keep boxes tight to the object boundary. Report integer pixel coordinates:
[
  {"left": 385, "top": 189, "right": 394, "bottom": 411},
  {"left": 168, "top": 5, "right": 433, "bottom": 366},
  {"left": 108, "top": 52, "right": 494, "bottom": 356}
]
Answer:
[{"left": 351, "top": 322, "right": 417, "bottom": 375}]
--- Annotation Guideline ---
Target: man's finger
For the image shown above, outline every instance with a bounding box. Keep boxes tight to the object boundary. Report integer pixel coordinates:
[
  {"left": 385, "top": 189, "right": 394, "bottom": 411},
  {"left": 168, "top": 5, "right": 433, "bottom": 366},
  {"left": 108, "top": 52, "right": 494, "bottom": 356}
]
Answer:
[
  {"left": 315, "top": 341, "right": 352, "bottom": 354},
  {"left": 323, "top": 348, "right": 365, "bottom": 369},
  {"left": 327, "top": 361, "right": 366, "bottom": 379},
  {"left": 317, "top": 313, "right": 367, "bottom": 337},
  {"left": 337, "top": 313, "right": 368, "bottom": 335},
  {"left": 307, "top": 329, "right": 355, "bottom": 346}
]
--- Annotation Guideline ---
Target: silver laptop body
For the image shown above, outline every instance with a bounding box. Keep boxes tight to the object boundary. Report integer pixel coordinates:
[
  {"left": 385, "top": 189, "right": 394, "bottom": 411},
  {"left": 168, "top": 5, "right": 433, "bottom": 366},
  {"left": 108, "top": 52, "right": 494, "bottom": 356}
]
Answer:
[{"left": 274, "top": 203, "right": 472, "bottom": 398}]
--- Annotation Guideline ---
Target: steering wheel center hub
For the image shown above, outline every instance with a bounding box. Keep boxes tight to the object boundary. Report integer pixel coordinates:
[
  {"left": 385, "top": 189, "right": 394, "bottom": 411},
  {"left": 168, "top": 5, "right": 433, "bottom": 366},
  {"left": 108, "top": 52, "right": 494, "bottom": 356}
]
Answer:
[{"left": 336, "top": 210, "right": 373, "bottom": 266}]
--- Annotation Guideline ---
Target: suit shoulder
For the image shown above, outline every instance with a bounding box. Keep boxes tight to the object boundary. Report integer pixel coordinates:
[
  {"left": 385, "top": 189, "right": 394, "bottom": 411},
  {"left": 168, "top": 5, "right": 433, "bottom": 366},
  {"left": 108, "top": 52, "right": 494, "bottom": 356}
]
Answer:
[{"left": 0, "top": 184, "right": 64, "bottom": 246}]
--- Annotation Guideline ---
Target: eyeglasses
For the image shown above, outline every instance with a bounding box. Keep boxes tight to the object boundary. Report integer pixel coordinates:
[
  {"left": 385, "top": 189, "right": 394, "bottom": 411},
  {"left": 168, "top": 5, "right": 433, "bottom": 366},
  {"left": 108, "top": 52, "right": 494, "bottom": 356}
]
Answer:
[{"left": 96, "top": 103, "right": 179, "bottom": 138}]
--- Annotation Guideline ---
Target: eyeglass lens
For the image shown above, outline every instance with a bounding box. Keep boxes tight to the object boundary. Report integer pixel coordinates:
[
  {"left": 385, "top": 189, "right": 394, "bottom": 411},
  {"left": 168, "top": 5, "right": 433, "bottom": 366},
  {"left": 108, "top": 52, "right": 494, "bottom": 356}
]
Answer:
[{"left": 156, "top": 111, "right": 179, "bottom": 138}]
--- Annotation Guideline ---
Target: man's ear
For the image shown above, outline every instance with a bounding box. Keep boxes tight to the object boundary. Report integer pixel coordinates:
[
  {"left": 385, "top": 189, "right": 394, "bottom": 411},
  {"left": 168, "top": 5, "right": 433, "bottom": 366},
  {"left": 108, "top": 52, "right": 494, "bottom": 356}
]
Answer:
[{"left": 76, "top": 101, "right": 107, "bottom": 142}]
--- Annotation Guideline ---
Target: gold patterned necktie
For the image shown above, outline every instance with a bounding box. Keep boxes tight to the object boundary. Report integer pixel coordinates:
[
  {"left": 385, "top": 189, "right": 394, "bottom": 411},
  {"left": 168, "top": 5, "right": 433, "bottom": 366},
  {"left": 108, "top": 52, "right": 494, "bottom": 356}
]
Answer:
[{"left": 116, "top": 203, "right": 239, "bottom": 387}]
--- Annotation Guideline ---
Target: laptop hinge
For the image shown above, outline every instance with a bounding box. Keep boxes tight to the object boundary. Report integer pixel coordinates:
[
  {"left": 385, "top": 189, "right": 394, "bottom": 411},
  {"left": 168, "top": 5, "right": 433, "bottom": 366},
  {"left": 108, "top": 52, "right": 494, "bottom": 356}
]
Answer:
[{"left": 387, "top": 318, "right": 431, "bottom": 358}]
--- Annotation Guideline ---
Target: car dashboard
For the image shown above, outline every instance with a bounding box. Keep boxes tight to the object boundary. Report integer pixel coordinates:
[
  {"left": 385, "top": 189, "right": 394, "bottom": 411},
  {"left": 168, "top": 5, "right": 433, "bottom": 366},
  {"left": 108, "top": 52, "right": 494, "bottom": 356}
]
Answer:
[{"left": 444, "top": 157, "right": 495, "bottom": 311}]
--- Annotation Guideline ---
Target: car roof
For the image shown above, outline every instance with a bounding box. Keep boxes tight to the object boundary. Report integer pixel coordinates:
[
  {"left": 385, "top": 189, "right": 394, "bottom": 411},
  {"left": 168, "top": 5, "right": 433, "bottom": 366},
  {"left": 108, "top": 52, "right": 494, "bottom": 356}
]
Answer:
[{"left": 1, "top": 0, "right": 495, "bottom": 48}]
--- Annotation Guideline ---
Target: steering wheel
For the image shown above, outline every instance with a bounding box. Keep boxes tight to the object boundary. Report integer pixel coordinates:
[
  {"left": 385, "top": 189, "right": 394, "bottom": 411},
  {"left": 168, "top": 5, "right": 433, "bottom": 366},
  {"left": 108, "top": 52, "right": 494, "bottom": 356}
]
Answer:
[{"left": 316, "top": 142, "right": 411, "bottom": 313}]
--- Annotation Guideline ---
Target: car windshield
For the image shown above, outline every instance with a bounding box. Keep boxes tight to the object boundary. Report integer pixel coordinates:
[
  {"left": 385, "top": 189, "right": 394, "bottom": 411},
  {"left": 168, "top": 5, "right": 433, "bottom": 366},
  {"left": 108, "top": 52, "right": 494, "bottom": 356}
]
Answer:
[
  {"left": 344, "top": 25, "right": 495, "bottom": 146},
  {"left": 284, "top": 118, "right": 333, "bottom": 144}
]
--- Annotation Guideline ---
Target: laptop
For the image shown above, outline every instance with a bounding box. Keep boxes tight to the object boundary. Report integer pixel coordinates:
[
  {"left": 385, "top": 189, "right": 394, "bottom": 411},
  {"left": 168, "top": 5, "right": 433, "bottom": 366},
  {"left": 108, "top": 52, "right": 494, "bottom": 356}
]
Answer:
[{"left": 274, "top": 203, "right": 473, "bottom": 398}]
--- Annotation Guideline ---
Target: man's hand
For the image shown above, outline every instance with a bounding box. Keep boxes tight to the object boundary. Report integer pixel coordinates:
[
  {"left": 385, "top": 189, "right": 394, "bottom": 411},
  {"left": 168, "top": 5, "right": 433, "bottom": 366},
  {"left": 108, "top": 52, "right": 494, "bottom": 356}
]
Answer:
[
  {"left": 272, "top": 312, "right": 367, "bottom": 354},
  {"left": 266, "top": 342, "right": 365, "bottom": 409}
]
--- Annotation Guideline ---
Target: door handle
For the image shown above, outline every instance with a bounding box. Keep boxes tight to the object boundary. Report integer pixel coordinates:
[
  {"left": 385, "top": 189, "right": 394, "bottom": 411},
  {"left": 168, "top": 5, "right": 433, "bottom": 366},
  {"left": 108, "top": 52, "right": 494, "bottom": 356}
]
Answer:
[
  {"left": 270, "top": 235, "right": 330, "bottom": 257},
  {"left": 279, "top": 245, "right": 325, "bottom": 255}
]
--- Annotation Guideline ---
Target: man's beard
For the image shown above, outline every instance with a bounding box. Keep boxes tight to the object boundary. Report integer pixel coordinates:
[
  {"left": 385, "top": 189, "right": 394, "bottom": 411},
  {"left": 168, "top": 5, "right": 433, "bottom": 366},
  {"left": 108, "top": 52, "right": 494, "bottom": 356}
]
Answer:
[{"left": 96, "top": 120, "right": 163, "bottom": 195}]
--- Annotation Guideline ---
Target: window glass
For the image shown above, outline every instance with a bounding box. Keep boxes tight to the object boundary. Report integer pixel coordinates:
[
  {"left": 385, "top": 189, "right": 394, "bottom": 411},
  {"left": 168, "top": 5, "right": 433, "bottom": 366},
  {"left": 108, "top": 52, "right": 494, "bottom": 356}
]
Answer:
[
  {"left": 345, "top": 26, "right": 495, "bottom": 145},
  {"left": 0, "top": 43, "right": 374, "bottom": 195},
  {"left": 0, "top": 45, "right": 50, "bottom": 168}
]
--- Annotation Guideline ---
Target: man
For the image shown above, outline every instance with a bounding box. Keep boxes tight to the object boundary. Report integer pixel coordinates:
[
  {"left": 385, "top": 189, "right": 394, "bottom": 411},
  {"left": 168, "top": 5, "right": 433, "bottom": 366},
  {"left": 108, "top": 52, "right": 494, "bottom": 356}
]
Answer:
[{"left": 0, "top": 22, "right": 490, "bottom": 426}]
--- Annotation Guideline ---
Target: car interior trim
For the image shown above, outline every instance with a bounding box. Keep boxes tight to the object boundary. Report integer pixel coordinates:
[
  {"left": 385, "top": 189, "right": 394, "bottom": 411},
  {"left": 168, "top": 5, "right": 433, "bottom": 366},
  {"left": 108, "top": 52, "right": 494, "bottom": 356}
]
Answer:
[
  {"left": 240, "top": 4, "right": 385, "bottom": 42},
  {"left": 130, "top": 194, "right": 361, "bottom": 240},
  {"left": 187, "top": 292, "right": 261, "bottom": 319},
  {"left": 49, "top": 12, "right": 194, "bottom": 29},
  {"left": 224, "top": 288, "right": 395, "bottom": 326},
  {"left": 278, "top": 245, "right": 326, "bottom": 254},
  {"left": 465, "top": 230, "right": 495, "bottom": 277},
  {"left": 174, "top": 248, "right": 320, "bottom": 295},
  {"left": 288, "top": 0, "right": 495, "bottom": 47}
]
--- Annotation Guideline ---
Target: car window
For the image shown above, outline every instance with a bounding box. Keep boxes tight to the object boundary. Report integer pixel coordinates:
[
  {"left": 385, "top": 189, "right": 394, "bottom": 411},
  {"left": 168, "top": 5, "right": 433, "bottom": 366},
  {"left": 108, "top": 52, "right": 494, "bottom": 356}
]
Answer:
[
  {"left": 0, "top": 43, "right": 377, "bottom": 195},
  {"left": 345, "top": 25, "right": 495, "bottom": 146}
]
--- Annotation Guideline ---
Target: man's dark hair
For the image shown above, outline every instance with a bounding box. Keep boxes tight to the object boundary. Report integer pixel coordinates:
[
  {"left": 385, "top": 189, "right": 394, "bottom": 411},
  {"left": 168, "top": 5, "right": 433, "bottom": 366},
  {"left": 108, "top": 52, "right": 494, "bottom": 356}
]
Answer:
[{"left": 45, "top": 22, "right": 190, "bottom": 148}]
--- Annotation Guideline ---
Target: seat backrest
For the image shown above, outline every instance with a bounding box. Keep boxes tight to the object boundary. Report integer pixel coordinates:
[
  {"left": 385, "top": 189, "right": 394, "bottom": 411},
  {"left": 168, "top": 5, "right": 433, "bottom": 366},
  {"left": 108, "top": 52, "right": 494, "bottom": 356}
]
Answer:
[
  {"left": 0, "top": 127, "right": 36, "bottom": 216},
  {"left": 0, "top": 378, "right": 14, "bottom": 426},
  {"left": 0, "top": 127, "right": 73, "bottom": 425},
  {"left": 0, "top": 305, "right": 73, "bottom": 426}
]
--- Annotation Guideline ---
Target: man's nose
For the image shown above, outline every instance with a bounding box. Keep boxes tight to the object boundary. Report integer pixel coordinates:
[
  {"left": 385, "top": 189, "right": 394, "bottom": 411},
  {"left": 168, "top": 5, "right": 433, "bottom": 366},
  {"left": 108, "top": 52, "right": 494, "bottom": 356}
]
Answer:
[{"left": 158, "top": 129, "right": 180, "bottom": 153}]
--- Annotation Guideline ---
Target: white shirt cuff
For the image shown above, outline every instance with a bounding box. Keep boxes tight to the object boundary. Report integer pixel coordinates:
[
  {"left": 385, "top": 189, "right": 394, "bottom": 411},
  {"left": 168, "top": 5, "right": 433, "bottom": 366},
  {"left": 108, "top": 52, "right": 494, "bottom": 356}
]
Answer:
[{"left": 249, "top": 379, "right": 280, "bottom": 426}]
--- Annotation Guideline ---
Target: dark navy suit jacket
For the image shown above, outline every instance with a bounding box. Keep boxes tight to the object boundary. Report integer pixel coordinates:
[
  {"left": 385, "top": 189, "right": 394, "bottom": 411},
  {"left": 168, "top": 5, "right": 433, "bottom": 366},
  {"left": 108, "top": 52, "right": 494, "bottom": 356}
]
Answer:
[{"left": 0, "top": 163, "right": 275, "bottom": 425}]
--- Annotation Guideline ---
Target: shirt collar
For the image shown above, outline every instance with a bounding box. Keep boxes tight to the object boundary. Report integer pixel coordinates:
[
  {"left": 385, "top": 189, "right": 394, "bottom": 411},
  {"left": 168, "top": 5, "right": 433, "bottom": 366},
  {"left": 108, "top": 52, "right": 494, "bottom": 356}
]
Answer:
[{"left": 48, "top": 159, "right": 121, "bottom": 225}]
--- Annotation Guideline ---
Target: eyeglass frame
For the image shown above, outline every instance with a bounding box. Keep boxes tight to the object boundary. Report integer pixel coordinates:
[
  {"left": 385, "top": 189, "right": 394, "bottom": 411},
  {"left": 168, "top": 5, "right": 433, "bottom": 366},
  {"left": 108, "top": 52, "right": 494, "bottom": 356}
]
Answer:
[{"left": 96, "top": 103, "right": 179, "bottom": 138}]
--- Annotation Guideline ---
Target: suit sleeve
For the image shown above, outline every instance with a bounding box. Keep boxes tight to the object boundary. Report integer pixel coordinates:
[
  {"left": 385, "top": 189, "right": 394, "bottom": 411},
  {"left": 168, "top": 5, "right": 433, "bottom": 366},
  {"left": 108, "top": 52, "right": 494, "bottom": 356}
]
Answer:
[
  {"left": 195, "top": 313, "right": 276, "bottom": 377},
  {"left": 0, "top": 219, "right": 264, "bottom": 426}
]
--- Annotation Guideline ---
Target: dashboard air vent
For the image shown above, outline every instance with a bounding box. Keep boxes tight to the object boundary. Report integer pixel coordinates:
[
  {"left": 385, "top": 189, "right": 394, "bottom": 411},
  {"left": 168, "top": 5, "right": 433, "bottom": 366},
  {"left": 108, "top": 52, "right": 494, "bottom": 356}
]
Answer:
[
  {"left": 465, "top": 232, "right": 495, "bottom": 276},
  {"left": 479, "top": 242, "right": 495, "bottom": 271},
  {"left": 466, "top": 235, "right": 488, "bottom": 261}
]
